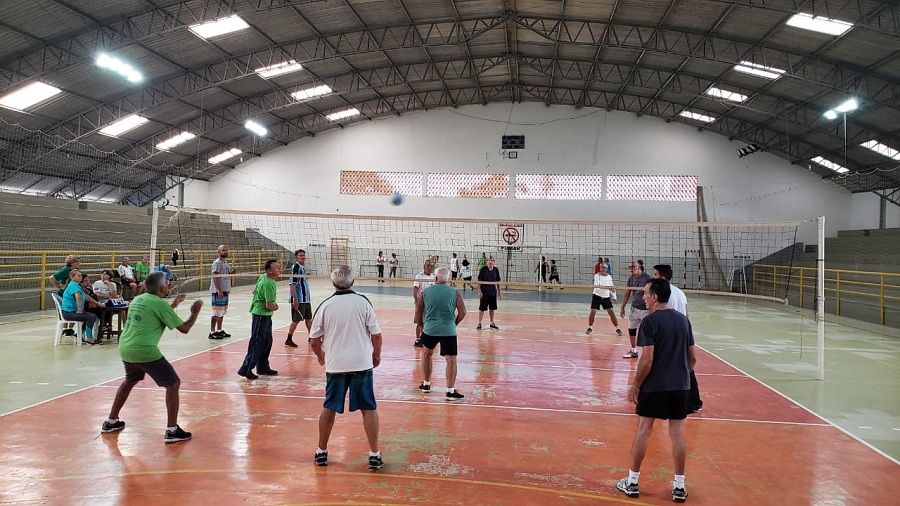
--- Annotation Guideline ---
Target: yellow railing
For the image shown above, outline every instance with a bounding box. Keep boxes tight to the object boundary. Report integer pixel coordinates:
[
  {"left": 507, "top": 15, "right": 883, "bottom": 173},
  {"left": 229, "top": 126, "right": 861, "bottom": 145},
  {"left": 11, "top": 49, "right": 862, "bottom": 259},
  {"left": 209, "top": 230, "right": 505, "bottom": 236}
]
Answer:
[
  {"left": 752, "top": 264, "right": 900, "bottom": 325},
  {"left": 0, "top": 248, "right": 286, "bottom": 310}
]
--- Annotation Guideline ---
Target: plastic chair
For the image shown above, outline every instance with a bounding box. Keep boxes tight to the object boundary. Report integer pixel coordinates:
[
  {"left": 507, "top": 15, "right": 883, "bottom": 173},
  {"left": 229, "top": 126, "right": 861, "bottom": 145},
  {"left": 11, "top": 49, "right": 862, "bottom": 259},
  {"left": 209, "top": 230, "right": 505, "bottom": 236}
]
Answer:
[{"left": 51, "top": 293, "right": 82, "bottom": 346}]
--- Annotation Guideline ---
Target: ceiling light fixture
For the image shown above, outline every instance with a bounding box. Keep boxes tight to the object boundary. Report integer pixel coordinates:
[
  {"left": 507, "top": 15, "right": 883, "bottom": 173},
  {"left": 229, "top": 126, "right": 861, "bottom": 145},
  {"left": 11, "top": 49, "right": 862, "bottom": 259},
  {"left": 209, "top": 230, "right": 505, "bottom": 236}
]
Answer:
[
  {"left": 244, "top": 120, "right": 267, "bottom": 136},
  {"left": 95, "top": 53, "right": 143, "bottom": 83}
]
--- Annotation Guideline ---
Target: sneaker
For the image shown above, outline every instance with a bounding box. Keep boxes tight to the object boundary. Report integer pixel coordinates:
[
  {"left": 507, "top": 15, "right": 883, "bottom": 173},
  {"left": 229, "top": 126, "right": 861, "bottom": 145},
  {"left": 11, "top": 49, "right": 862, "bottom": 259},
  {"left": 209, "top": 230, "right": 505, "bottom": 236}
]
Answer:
[
  {"left": 616, "top": 478, "right": 639, "bottom": 498},
  {"left": 62, "top": 329, "right": 76, "bottom": 337},
  {"left": 218, "top": 331, "right": 231, "bottom": 338},
  {"left": 586, "top": 327, "right": 593, "bottom": 335},
  {"left": 616, "top": 328, "right": 623, "bottom": 336},
  {"left": 314, "top": 450, "right": 328, "bottom": 466},
  {"left": 623, "top": 350, "right": 639, "bottom": 359},
  {"left": 446, "top": 391, "right": 465, "bottom": 401},
  {"left": 368, "top": 454, "right": 384, "bottom": 470},
  {"left": 285, "top": 338, "right": 298, "bottom": 348},
  {"left": 164, "top": 426, "right": 192, "bottom": 443},
  {"left": 692, "top": 406, "right": 703, "bottom": 414},
  {"left": 238, "top": 369, "right": 258, "bottom": 380},
  {"left": 413, "top": 338, "right": 424, "bottom": 348},
  {"left": 257, "top": 369, "right": 278, "bottom": 375},
  {"left": 101, "top": 419, "right": 125, "bottom": 433},
  {"left": 489, "top": 322, "right": 499, "bottom": 330},
  {"left": 476, "top": 323, "right": 482, "bottom": 330},
  {"left": 208, "top": 332, "right": 223, "bottom": 340},
  {"left": 673, "top": 487, "right": 688, "bottom": 502},
  {"left": 418, "top": 383, "right": 431, "bottom": 393}
]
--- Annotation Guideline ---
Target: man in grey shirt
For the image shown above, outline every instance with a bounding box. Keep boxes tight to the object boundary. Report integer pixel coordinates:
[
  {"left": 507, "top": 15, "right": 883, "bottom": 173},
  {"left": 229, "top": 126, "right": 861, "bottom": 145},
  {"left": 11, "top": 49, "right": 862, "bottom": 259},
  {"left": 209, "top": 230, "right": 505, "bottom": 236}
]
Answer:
[
  {"left": 619, "top": 260, "right": 651, "bottom": 358},
  {"left": 209, "top": 244, "right": 234, "bottom": 340}
]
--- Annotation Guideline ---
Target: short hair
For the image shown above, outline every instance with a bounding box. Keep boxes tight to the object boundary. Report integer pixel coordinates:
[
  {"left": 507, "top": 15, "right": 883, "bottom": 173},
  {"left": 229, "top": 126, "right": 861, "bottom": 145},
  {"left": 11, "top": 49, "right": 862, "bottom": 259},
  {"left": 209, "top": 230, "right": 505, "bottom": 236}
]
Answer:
[
  {"left": 294, "top": 248, "right": 306, "bottom": 256},
  {"left": 424, "top": 260, "right": 434, "bottom": 267},
  {"left": 434, "top": 267, "right": 451, "bottom": 283},
  {"left": 121, "top": 257, "right": 129, "bottom": 262},
  {"left": 331, "top": 265, "right": 354, "bottom": 289},
  {"left": 264, "top": 259, "right": 279, "bottom": 271},
  {"left": 145, "top": 271, "right": 167, "bottom": 295},
  {"left": 101, "top": 269, "right": 113, "bottom": 277},
  {"left": 653, "top": 264, "right": 673, "bottom": 281},
  {"left": 64, "top": 254, "right": 80, "bottom": 266},
  {"left": 645, "top": 278, "right": 671, "bottom": 303},
  {"left": 551, "top": 259, "right": 556, "bottom": 264},
  {"left": 68, "top": 269, "right": 81, "bottom": 279}
]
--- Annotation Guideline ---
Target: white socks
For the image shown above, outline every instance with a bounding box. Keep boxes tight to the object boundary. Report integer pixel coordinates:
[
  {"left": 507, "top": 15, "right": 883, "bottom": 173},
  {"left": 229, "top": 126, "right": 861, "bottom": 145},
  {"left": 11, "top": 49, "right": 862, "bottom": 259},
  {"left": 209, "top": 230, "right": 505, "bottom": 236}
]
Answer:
[
  {"left": 628, "top": 469, "right": 640, "bottom": 484},
  {"left": 674, "top": 474, "right": 685, "bottom": 489}
]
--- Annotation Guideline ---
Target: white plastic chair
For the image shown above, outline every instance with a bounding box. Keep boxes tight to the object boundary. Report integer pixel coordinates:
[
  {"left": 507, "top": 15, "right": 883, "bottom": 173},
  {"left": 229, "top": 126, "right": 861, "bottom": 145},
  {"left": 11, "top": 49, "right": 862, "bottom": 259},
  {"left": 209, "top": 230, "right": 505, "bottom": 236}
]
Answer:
[{"left": 51, "top": 293, "right": 82, "bottom": 346}]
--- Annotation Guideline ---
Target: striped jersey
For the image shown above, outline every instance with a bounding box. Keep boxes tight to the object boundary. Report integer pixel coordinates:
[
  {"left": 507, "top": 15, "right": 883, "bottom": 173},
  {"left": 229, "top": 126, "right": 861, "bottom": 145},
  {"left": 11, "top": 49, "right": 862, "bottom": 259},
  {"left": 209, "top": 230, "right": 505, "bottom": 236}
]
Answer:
[{"left": 289, "top": 263, "right": 311, "bottom": 303}]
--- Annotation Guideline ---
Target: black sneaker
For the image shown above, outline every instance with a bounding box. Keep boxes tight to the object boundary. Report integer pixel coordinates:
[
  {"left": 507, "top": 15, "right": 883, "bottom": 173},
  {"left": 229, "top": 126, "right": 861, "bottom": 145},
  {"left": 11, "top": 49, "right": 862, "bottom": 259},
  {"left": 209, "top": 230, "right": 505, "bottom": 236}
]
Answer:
[
  {"left": 238, "top": 369, "right": 258, "bottom": 380},
  {"left": 285, "top": 338, "right": 298, "bottom": 348},
  {"left": 218, "top": 330, "right": 231, "bottom": 338},
  {"left": 164, "top": 425, "right": 192, "bottom": 443},
  {"left": 368, "top": 453, "right": 383, "bottom": 470},
  {"left": 446, "top": 391, "right": 465, "bottom": 401},
  {"left": 476, "top": 323, "right": 482, "bottom": 330},
  {"left": 489, "top": 322, "right": 499, "bottom": 330},
  {"left": 101, "top": 419, "right": 125, "bottom": 433},
  {"left": 673, "top": 487, "right": 688, "bottom": 502},
  {"left": 314, "top": 450, "right": 328, "bottom": 466},
  {"left": 617, "top": 478, "right": 639, "bottom": 498},
  {"left": 616, "top": 328, "right": 623, "bottom": 336},
  {"left": 586, "top": 327, "right": 593, "bottom": 335},
  {"left": 413, "top": 338, "right": 424, "bottom": 347},
  {"left": 692, "top": 406, "right": 703, "bottom": 414},
  {"left": 208, "top": 332, "right": 223, "bottom": 340},
  {"left": 418, "top": 383, "right": 431, "bottom": 393},
  {"left": 62, "top": 329, "right": 76, "bottom": 337},
  {"left": 257, "top": 369, "right": 278, "bottom": 375}
]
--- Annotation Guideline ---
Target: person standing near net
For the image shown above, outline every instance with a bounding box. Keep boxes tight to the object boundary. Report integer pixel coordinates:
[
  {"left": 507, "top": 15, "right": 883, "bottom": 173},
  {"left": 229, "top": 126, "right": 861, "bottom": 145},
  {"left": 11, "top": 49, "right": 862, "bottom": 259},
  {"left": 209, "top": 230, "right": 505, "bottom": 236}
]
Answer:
[
  {"left": 412, "top": 260, "right": 436, "bottom": 347},
  {"left": 476, "top": 256, "right": 502, "bottom": 330},
  {"left": 587, "top": 262, "right": 622, "bottom": 336},
  {"left": 616, "top": 278, "right": 695, "bottom": 503},
  {"left": 309, "top": 265, "right": 384, "bottom": 470},
  {"left": 449, "top": 253, "right": 459, "bottom": 286},
  {"left": 171, "top": 249, "right": 179, "bottom": 266},
  {"left": 653, "top": 264, "right": 701, "bottom": 414},
  {"left": 548, "top": 260, "right": 562, "bottom": 287},
  {"left": 101, "top": 271, "right": 203, "bottom": 443},
  {"left": 376, "top": 251, "right": 386, "bottom": 283},
  {"left": 415, "top": 267, "right": 467, "bottom": 400},
  {"left": 285, "top": 249, "right": 312, "bottom": 348},
  {"left": 209, "top": 244, "right": 234, "bottom": 340},
  {"left": 535, "top": 256, "right": 549, "bottom": 285},
  {"left": 619, "top": 261, "right": 651, "bottom": 358},
  {"left": 238, "top": 259, "right": 280, "bottom": 379},
  {"left": 460, "top": 256, "right": 473, "bottom": 290},
  {"left": 388, "top": 253, "right": 398, "bottom": 279},
  {"left": 477, "top": 252, "right": 487, "bottom": 271}
]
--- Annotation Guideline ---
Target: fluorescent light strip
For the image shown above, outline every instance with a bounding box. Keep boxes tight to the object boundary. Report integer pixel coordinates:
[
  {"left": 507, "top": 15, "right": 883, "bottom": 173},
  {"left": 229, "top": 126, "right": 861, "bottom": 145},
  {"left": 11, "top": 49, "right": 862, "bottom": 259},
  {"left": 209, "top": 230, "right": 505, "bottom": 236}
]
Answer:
[
  {"left": 705, "top": 86, "right": 747, "bottom": 103},
  {"left": 209, "top": 147, "right": 242, "bottom": 164},
  {"left": 255, "top": 60, "right": 303, "bottom": 78},
  {"left": 292, "top": 84, "right": 332, "bottom": 100},
  {"left": 99, "top": 114, "right": 149, "bottom": 136},
  {"left": 678, "top": 110, "right": 716, "bottom": 123},
  {"left": 189, "top": 15, "right": 249, "bottom": 39},
  {"left": 733, "top": 61, "right": 786, "bottom": 80},
  {"left": 326, "top": 107, "right": 361, "bottom": 121},
  {"left": 786, "top": 13, "right": 853, "bottom": 36},
  {"left": 861, "top": 140, "right": 900, "bottom": 161},
  {"left": 156, "top": 131, "right": 196, "bottom": 151},
  {"left": 811, "top": 156, "right": 848, "bottom": 173},
  {"left": 95, "top": 53, "right": 143, "bottom": 83},
  {"left": 0, "top": 82, "right": 62, "bottom": 111},
  {"left": 244, "top": 120, "right": 267, "bottom": 136}
]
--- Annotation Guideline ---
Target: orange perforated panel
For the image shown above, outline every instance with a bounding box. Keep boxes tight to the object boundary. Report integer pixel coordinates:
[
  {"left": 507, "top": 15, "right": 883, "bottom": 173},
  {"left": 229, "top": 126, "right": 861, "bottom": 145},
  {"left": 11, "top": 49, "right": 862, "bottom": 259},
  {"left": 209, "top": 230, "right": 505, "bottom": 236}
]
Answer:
[
  {"left": 607, "top": 175, "right": 698, "bottom": 201},
  {"left": 515, "top": 174, "right": 603, "bottom": 200},
  {"left": 427, "top": 173, "right": 510, "bottom": 199},
  {"left": 339, "top": 171, "right": 423, "bottom": 196}
]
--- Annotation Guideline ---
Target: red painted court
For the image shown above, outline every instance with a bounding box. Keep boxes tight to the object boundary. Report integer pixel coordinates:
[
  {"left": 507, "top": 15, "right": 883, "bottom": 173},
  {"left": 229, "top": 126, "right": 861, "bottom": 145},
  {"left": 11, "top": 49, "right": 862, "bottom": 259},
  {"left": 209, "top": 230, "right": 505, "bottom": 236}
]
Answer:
[{"left": 1, "top": 309, "right": 897, "bottom": 505}]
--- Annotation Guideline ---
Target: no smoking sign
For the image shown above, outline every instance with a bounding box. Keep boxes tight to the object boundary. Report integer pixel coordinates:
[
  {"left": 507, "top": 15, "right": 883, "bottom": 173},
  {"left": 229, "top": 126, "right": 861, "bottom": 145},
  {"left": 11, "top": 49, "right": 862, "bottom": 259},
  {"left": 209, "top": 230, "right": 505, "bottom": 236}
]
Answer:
[{"left": 499, "top": 222, "right": 524, "bottom": 245}]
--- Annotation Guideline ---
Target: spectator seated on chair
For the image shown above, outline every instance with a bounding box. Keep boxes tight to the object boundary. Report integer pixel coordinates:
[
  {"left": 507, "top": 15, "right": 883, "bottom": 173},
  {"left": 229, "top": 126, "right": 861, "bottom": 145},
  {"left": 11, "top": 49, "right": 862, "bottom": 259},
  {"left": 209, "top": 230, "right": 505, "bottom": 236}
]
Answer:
[
  {"left": 81, "top": 273, "right": 111, "bottom": 330},
  {"left": 117, "top": 257, "right": 144, "bottom": 299},
  {"left": 134, "top": 255, "right": 150, "bottom": 284},
  {"left": 94, "top": 269, "right": 119, "bottom": 305},
  {"left": 155, "top": 264, "right": 175, "bottom": 293},
  {"left": 62, "top": 270, "right": 101, "bottom": 345}
]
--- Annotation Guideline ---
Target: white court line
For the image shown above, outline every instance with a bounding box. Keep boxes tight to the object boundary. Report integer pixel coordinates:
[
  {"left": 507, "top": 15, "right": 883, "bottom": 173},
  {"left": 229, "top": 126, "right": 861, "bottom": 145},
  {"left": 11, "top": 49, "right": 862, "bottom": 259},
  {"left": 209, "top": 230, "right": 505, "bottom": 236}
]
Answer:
[
  {"left": 95, "top": 384, "right": 832, "bottom": 428},
  {"left": 696, "top": 344, "right": 900, "bottom": 466}
]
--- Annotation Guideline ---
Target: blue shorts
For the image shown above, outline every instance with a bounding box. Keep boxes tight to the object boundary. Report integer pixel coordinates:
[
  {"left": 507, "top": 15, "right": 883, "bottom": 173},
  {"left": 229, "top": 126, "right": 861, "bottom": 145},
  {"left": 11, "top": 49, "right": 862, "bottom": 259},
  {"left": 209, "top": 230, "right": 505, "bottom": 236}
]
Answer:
[
  {"left": 211, "top": 293, "right": 229, "bottom": 307},
  {"left": 324, "top": 369, "right": 376, "bottom": 414}
]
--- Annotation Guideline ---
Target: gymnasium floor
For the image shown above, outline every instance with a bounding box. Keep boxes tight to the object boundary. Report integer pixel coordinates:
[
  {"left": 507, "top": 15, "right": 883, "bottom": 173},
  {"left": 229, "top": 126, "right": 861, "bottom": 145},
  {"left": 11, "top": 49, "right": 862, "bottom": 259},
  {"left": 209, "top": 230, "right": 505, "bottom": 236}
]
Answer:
[{"left": 1, "top": 278, "right": 898, "bottom": 505}]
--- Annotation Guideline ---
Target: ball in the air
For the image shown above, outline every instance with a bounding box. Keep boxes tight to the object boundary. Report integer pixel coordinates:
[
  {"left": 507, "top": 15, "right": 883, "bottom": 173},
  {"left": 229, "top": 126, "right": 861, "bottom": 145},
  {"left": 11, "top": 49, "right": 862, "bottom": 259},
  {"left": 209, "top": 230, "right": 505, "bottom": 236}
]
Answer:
[{"left": 391, "top": 193, "right": 404, "bottom": 206}]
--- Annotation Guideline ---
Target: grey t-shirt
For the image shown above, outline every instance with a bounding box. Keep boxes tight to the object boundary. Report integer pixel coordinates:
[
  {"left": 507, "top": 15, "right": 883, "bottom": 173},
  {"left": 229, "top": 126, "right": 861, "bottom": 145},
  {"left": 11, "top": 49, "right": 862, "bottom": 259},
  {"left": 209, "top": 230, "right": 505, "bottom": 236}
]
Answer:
[
  {"left": 627, "top": 272, "right": 652, "bottom": 309},
  {"left": 210, "top": 258, "right": 232, "bottom": 292},
  {"left": 636, "top": 309, "right": 694, "bottom": 392}
]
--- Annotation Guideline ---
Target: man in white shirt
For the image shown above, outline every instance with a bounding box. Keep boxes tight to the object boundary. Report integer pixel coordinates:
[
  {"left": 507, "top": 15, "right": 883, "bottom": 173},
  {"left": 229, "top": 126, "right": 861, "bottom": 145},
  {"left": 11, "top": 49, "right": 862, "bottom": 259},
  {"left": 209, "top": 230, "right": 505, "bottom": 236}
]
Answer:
[
  {"left": 117, "top": 257, "right": 143, "bottom": 298},
  {"left": 652, "top": 264, "right": 700, "bottom": 413},
  {"left": 449, "top": 253, "right": 459, "bottom": 286},
  {"left": 310, "top": 265, "right": 384, "bottom": 470},
  {"left": 587, "top": 263, "right": 622, "bottom": 336},
  {"left": 412, "top": 260, "right": 435, "bottom": 347}
]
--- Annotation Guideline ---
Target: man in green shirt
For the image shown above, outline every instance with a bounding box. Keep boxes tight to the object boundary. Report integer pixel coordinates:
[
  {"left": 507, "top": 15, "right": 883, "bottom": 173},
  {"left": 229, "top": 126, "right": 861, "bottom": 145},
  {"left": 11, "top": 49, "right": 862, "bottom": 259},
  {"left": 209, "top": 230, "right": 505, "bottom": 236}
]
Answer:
[
  {"left": 100, "top": 271, "right": 202, "bottom": 443},
  {"left": 134, "top": 255, "right": 150, "bottom": 283},
  {"left": 238, "top": 259, "right": 281, "bottom": 380},
  {"left": 415, "top": 267, "right": 467, "bottom": 400}
]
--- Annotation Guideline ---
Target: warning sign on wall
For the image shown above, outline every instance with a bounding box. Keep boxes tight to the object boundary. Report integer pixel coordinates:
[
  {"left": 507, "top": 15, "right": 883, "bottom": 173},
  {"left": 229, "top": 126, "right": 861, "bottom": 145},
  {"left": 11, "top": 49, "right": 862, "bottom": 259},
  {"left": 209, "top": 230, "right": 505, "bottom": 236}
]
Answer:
[{"left": 499, "top": 223, "right": 524, "bottom": 245}]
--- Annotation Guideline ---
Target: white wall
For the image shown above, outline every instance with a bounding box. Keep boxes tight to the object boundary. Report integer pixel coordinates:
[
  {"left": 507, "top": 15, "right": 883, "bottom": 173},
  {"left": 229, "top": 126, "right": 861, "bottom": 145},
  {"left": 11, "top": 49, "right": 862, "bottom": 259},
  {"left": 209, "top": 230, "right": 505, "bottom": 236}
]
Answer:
[
  {"left": 850, "top": 192, "right": 900, "bottom": 229},
  {"left": 184, "top": 103, "right": 853, "bottom": 239}
]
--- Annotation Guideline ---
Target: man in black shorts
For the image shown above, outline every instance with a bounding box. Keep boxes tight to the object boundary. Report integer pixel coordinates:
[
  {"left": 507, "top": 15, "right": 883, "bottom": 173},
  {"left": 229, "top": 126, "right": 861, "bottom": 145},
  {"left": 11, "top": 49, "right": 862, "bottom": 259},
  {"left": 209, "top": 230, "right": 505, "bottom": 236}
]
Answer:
[
  {"left": 100, "top": 271, "right": 203, "bottom": 443},
  {"left": 617, "top": 278, "right": 696, "bottom": 503},
  {"left": 415, "top": 267, "right": 467, "bottom": 400},
  {"left": 476, "top": 256, "right": 501, "bottom": 330}
]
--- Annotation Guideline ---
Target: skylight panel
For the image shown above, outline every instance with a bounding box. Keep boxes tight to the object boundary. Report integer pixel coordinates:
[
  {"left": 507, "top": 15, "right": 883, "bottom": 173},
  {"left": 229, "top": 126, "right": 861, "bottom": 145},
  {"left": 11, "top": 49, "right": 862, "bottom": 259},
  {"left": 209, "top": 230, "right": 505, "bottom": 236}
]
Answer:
[
  {"left": 326, "top": 107, "right": 361, "bottom": 121},
  {"left": 156, "top": 131, "right": 196, "bottom": 151},
  {"left": 860, "top": 140, "right": 900, "bottom": 161},
  {"left": 244, "top": 120, "right": 267, "bottom": 136},
  {"left": 99, "top": 114, "right": 149, "bottom": 137},
  {"left": 811, "top": 156, "right": 848, "bottom": 173},
  {"left": 255, "top": 60, "right": 303, "bottom": 78},
  {"left": 292, "top": 84, "right": 332, "bottom": 100},
  {"left": 705, "top": 86, "right": 748, "bottom": 103},
  {"left": 678, "top": 110, "right": 716, "bottom": 123},
  {"left": 0, "top": 82, "right": 62, "bottom": 111},
  {"left": 209, "top": 147, "right": 242, "bottom": 164},
  {"left": 733, "top": 61, "right": 786, "bottom": 80},
  {"left": 786, "top": 13, "right": 853, "bottom": 36},
  {"left": 189, "top": 15, "right": 249, "bottom": 39}
]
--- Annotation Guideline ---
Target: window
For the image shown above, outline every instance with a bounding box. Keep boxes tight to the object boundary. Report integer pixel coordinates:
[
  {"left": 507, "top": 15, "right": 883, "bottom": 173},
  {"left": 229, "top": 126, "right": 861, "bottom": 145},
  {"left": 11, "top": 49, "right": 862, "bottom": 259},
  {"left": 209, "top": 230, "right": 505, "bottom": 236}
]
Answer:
[
  {"left": 607, "top": 175, "right": 698, "bottom": 201},
  {"left": 339, "top": 171, "right": 423, "bottom": 196},
  {"left": 515, "top": 174, "right": 602, "bottom": 200}
]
